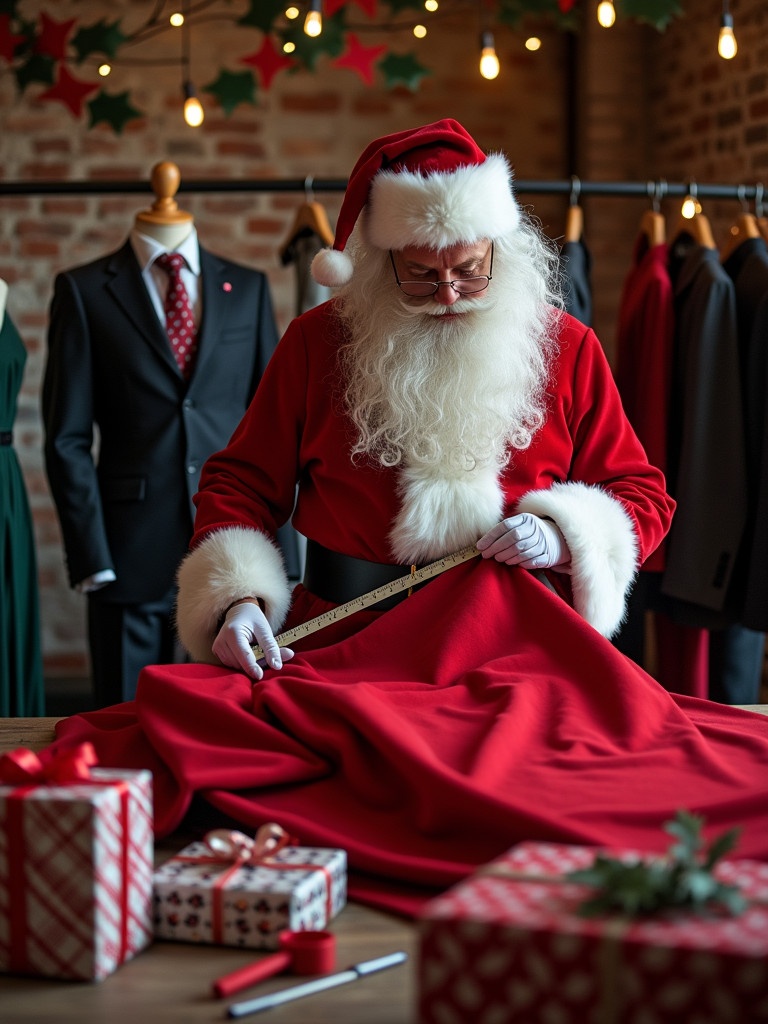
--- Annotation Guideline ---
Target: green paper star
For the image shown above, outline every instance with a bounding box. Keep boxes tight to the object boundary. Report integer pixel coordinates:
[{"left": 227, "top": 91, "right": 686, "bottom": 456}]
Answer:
[
  {"left": 87, "top": 89, "right": 143, "bottom": 133},
  {"left": 497, "top": 0, "right": 577, "bottom": 30},
  {"left": 14, "top": 52, "right": 55, "bottom": 90},
  {"left": 202, "top": 69, "right": 257, "bottom": 116},
  {"left": 238, "top": 0, "right": 285, "bottom": 32},
  {"left": 71, "top": 18, "right": 127, "bottom": 63},
  {"left": 379, "top": 51, "right": 431, "bottom": 92},
  {"left": 620, "top": 0, "right": 683, "bottom": 31}
]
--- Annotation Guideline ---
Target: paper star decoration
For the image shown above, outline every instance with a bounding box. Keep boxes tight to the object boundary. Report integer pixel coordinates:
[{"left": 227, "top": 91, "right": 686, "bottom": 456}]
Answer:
[
  {"left": 71, "top": 18, "right": 127, "bottom": 63},
  {"left": 378, "top": 52, "right": 431, "bottom": 92},
  {"left": 14, "top": 52, "right": 55, "bottom": 90},
  {"left": 38, "top": 64, "right": 98, "bottom": 117},
  {"left": 88, "top": 89, "right": 143, "bottom": 133},
  {"left": 331, "top": 33, "right": 387, "bottom": 86},
  {"left": 33, "top": 12, "right": 75, "bottom": 60},
  {"left": 203, "top": 69, "right": 258, "bottom": 116},
  {"left": 238, "top": 0, "right": 285, "bottom": 32},
  {"left": 240, "top": 35, "right": 295, "bottom": 91},
  {"left": 0, "top": 13, "right": 25, "bottom": 61}
]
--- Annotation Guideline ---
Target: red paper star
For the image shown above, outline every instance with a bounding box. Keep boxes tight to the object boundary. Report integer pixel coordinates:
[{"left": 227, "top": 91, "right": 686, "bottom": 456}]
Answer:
[
  {"left": 240, "top": 35, "right": 295, "bottom": 90},
  {"left": 38, "top": 64, "right": 99, "bottom": 117},
  {"left": 34, "top": 12, "right": 76, "bottom": 60},
  {"left": 0, "top": 15, "right": 26, "bottom": 63},
  {"left": 332, "top": 32, "right": 387, "bottom": 86},
  {"left": 325, "top": 0, "right": 378, "bottom": 16}
]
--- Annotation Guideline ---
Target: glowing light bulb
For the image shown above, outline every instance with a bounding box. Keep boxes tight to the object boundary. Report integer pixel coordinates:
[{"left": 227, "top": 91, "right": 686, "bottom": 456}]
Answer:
[
  {"left": 413, "top": 24, "right": 427, "bottom": 38},
  {"left": 525, "top": 36, "right": 541, "bottom": 52},
  {"left": 183, "top": 83, "right": 204, "bottom": 128},
  {"left": 680, "top": 195, "right": 701, "bottom": 220},
  {"left": 479, "top": 31, "right": 500, "bottom": 80},
  {"left": 304, "top": 1, "right": 322, "bottom": 36},
  {"left": 718, "top": 13, "right": 737, "bottom": 59},
  {"left": 285, "top": 5, "right": 300, "bottom": 18},
  {"left": 98, "top": 63, "right": 111, "bottom": 77},
  {"left": 170, "top": 12, "right": 184, "bottom": 27},
  {"left": 283, "top": 40, "right": 296, "bottom": 53},
  {"left": 424, "top": 0, "right": 438, "bottom": 10},
  {"left": 597, "top": 1, "right": 616, "bottom": 28}
]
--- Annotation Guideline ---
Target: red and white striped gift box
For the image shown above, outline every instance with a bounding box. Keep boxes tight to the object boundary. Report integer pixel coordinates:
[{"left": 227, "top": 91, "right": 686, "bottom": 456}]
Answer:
[{"left": 0, "top": 747, "right": 154, "bottom": 981}]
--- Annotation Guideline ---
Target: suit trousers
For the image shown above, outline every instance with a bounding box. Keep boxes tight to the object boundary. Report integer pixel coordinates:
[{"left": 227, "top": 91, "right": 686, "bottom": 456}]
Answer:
[{"left": 87, "top": 588, "right": 187, "bottom": 707}]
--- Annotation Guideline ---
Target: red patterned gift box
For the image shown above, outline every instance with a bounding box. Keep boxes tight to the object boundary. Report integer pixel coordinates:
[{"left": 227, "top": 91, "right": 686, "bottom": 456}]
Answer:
[
  {"left": 0, "top": 743, "right": 154, "bottom": 982},
  {"left": 152, "top": 825, "right": 347, "bottom": 950},
  {"left": 418, "top": 840, "right": 768, "bottom": 1024}
]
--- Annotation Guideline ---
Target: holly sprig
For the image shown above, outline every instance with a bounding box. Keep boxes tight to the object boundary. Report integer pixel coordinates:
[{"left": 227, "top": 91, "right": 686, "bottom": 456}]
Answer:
[{"left": 566, "top": 810, "right": 747, "bottom": 917}]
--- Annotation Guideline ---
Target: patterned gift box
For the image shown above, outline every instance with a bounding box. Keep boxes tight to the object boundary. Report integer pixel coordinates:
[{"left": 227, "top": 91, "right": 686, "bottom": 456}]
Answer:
[
  {"left": 152, "top": 827, "right": 347, "bottom": 949},
  {"left": 0, "top": 743, "right": 154, "bottom": 981},
  {"left": 418, "top": 840, "right": 768, "bottom": 1024}
]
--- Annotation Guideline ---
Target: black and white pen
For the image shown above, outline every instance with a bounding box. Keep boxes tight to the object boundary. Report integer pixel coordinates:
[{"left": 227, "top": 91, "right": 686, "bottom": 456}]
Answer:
[{"left": 227, "top": 950, "right": 409, "bottom": 1018}]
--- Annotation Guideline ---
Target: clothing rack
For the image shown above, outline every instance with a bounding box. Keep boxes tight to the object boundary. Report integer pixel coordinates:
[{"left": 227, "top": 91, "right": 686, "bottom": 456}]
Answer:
[{"left": 0, "top": 178, "right": 765, "bottom": 204}]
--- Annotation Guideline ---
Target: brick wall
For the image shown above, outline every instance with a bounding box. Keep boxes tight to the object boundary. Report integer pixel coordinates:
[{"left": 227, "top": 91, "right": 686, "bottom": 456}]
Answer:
[{"left": 1, "top": 0, "right": 766, "bottom": 682}]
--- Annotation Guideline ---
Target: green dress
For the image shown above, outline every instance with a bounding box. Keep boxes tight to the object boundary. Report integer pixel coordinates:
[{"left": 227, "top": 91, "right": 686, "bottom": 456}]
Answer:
[{"left": 0, "top": 312, "right": 44, "bottom": 715}]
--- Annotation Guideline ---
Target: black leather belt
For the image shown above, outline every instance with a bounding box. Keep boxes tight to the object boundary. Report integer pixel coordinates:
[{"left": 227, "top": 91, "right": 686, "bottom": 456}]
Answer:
[
  {"left": 303, "top": 539, "right": 425, "bottom": 610},
  {"left": 0, "top": 432, "right": 12, "bottom": 446}
]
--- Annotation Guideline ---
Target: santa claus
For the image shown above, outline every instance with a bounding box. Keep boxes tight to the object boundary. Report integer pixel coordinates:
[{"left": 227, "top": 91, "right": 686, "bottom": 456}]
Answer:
[{"left": 175, "top": 118, "right": 674, "bottom": 676}]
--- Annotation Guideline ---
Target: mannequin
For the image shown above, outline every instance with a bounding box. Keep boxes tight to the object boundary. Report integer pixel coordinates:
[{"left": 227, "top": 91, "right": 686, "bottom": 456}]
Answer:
[
  {"left": 1, "top": 277, "right": 45, "bottom": 714},
  {"left": 134, "top": 161, "right": 195, "bottom": 249},
  {"left": 43, "top": 159, "right": 289, "bottom": 707}
]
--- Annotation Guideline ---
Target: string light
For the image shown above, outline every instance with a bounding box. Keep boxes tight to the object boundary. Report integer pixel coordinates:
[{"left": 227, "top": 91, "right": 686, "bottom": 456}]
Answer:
[
  {"left": 479, "top": 29, "right": 500, "bottom": 80},
  {"left": 680, "top": 193, "right": 701, "bottom": 219},
  {"left": 98, "top": 63, "right": 111, "bottom": 77},
  {"left": 285, "top": 5, "right": 300, "bottom": 18},
  {"left": 717, "top": 1, "right": 737, "bottom": 59},
  {"left": 413, "top": 24, "right": 427, "bottom": 38},
  {"left": 180, "top": 0, "right": 203, "bottom": 127},
  {"left": 424, "top": 0, "right": 439, "bottom": 10},
  {"left": 525, "top": 36, "right": 541, "bottom": 51},
  {"left": 304, "top": 0, "right": 322, "bottom": 37},
  {"left": 596, "top": 1, "right": 616, "bottom": 28},
  {"left": 169, "top": 11, "right": 184, "bottom": 28}
]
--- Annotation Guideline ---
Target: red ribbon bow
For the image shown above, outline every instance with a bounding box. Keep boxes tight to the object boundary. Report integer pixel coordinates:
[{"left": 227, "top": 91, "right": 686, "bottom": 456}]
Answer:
[
  {"left": 202, "top": 823, "right": 294, "bottom": 864},
  {"left": 0, "top": 742, "right": 98, "bottom": 786}
]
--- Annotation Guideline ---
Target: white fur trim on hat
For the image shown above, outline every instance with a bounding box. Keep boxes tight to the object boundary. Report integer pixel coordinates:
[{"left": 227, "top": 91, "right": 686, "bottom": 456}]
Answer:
[
  {"left": 516, "top": 482, "right": 639, "bottom": 638},
  {"left": 389, "top": 461, "right": 504, "bottom": 564},
  {"left": 367, "top": 153, "right": 520, "bottom": 252},
  {"left": 175, "top": 527, "right": 292, "bottom": 664}
]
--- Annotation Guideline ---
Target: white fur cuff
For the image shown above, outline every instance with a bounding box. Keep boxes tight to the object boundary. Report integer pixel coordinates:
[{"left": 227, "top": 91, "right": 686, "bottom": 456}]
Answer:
[
  {"left": 517, "top": 482, "right": 638, "bottom": 638},
  {"left": 175, "top": 527, "right": 292, "bottom": 664}
]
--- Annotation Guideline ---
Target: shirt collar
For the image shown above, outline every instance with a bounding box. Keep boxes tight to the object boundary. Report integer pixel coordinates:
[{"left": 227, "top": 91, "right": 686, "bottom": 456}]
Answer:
[{"left": 129, "top": 224, "right": 200, "bottom": 275}]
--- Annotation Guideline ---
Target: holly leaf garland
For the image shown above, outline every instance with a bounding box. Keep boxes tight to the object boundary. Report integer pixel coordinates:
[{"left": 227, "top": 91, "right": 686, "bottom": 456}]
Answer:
[
  {"left": 88, "top": 89, "right": 143, "bottom": 133},
  {"left": 203, "top": 69, "right": 258, "bottom": 116},
  {"left": 378, "top": 51, "right": 432, "bottom": 92}
]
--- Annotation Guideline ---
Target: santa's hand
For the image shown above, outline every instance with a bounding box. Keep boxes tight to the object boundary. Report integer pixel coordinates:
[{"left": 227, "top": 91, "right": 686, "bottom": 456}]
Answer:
[
  {"left": 477, "top": 513, "right": 570, "bottom": 570},
  {"left": 212, "top": 601, "right": 294, "bottom": 680}
]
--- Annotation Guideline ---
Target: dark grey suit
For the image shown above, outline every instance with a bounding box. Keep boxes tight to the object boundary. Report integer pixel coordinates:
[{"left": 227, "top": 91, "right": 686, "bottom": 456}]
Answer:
[{"left": 42, "top": 240, "right": 283, "bottom": 705}]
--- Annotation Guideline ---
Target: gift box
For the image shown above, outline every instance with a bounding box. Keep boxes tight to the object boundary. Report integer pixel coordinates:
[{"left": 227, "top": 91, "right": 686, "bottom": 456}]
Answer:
[
  {"left": 418, "top": 840, "right": 768, "bottom": 1024},
  {"left": 0, "top": 743, "right": 154, "bottom": 981},
  {"left": 152, "top": 826, "right": 347, "bottom": 949}
]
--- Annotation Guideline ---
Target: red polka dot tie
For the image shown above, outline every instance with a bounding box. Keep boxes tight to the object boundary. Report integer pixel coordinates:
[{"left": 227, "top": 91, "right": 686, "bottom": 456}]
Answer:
[{"left": 155, "top": 252, "right": 198, "bottom": 379}]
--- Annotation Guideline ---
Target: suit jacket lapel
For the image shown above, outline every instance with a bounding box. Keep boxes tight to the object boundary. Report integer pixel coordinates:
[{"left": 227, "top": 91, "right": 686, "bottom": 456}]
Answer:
[
  {"left": 191, "top": 247, "right": 234, "bottom": 379},
  {"left": 104, "top": 241, "right": 182, "bottom": 377}
]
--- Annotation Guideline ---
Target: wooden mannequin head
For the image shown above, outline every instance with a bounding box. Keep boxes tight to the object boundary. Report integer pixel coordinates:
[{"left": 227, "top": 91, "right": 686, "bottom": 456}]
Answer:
[{"left": 134, "top": 161, "right": 194, "bottom": 249}]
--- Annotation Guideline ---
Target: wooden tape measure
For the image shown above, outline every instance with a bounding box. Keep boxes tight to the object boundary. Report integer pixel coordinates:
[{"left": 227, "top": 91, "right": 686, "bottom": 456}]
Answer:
[{"left": 251, "top": 544, "right": 481, "bottom": 659}]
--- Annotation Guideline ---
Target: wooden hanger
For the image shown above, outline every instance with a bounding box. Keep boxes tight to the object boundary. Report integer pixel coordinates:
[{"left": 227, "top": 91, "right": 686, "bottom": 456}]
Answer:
[
  {"left": 721, "top": 211, "right": 761, "bottom": 261},
  {"left": 280, "top": 177, "right": 334, "bottom": 258},
  {"left": 641, "top": 209, "right": 666, "bottom": 247},
  {"left": 135, "top": 161, "right": 193, "bottom": 227},
  {"left": 563, "top": 176, "right": 583, "bottom": 244}
]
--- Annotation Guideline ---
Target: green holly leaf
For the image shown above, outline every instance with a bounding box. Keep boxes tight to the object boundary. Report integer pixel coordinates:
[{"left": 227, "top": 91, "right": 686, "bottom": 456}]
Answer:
[
  {"left": 87, "top": 89, "right": 143, "bottom": 133},
  {"left": 238, "top": 0, "right": 285, "bottom": 32},
  {"left": 497, "top": 0, "right": 579, "bottom": 30},
  {"left": 567, "top": 811, "right": 747, "bottom": 918},
  {"left": 379, "top": 51, "right": 431, "bottom": 92},
  {"left": 202, "top": 68, "right": 257, "bottom": 116},
  {"left": 0, "top": 0, "right": 20, "bottom": 16},
  {"left": 618, "top": 0, "right": 683, "bottom": 31},
  {"left": 14, "top": 52, "right": 55, "bottom": 90},
  {"left": 71, "top": 19, "right": 127, "bottom": 62}
]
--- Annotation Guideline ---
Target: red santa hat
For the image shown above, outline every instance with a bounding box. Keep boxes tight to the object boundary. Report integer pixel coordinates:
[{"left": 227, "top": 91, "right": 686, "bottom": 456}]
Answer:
[{"left": 311, "top": 118, "right": 521, "bottom": 288}]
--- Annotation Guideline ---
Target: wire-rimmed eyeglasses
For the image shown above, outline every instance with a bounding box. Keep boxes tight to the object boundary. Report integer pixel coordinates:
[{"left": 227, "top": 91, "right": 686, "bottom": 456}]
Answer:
[{"left": 389, "top": 242, "right": 494, "bottom": 298}]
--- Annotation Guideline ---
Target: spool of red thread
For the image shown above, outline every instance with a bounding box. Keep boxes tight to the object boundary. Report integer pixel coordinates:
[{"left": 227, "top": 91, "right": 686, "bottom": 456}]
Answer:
[{"left": 212, "top": 930, "right": 336, "bottom": 999}]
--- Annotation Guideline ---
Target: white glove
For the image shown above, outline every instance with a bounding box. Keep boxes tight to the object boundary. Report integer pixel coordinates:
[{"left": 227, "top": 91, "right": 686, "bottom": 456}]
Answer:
[
  {"left": 477, "top": 513, "right": 571, "bottom": 571},
  {"left": 212, "top": 601, "right": 294, "bottom": 680}
]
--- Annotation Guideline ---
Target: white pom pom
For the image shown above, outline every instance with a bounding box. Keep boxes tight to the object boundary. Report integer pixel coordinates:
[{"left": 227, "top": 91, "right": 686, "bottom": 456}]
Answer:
[{"left": 311, "top": 247, "right": 354, "bottom": 287}]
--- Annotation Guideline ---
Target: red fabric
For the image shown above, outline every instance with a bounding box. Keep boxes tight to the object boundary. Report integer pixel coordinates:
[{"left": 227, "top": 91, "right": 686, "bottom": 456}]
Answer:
[{"left": 52, "top": 560, "right": 768, "bottom": 918}]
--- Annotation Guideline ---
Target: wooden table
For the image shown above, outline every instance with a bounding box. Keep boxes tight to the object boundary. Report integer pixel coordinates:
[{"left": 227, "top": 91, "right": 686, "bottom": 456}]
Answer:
[
  {"left": 2, "top": 707, "right": 767, "bottom": 1022},
  {"left": 0, "top": 719, "right": 417, "bottom": 1024}
]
